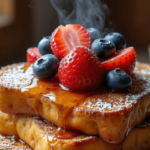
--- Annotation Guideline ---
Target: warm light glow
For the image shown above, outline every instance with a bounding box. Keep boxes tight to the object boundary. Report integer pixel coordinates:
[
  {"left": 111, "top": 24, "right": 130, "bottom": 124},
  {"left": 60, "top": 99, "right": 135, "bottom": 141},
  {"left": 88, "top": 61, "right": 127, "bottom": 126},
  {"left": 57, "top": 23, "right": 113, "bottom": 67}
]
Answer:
[{"left": 0, "top": 0, "right": 15, "bottom": 27}]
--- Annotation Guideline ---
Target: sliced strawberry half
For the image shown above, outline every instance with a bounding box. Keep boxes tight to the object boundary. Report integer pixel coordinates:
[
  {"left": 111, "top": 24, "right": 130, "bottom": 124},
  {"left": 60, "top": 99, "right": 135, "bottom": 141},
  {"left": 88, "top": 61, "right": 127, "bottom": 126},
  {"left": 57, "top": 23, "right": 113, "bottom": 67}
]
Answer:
[
  {"left": 102, "top": 47, "right": 136, "bottom": 75},
  {"left": 26, "top": 47, "right": 42, "bottom": 64},
  {"left": 51, "top": 24, "right": 91, "bottom": 60}
]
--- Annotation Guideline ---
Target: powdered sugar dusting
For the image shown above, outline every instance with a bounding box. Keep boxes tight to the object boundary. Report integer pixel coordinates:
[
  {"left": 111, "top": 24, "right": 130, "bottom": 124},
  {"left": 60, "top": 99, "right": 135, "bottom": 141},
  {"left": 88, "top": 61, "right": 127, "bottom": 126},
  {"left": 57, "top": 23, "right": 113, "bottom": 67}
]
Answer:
[
  {"left": 86, "top": 98, "right": 112, "bottom": 111},
  {"left": 80, "top": 74, "right": 150, "bottom": 112},
  {"left": 0, "top": 64, "right": 34, "bottom": 90},
  {"left": 0, "top": 134, "right": 32, "bottom": 150},
  {"left": 134, "top": 62, "right": 150, "bottom": 76}
]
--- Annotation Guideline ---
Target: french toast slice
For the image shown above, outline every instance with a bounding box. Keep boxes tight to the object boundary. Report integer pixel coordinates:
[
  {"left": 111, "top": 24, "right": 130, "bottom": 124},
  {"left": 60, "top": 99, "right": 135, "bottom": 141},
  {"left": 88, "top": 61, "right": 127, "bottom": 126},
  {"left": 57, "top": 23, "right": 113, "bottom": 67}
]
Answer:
[
  {"left": 0, "top": 110, "right": 150, "bottom": 150},
  {"left": 0, "top": 62, "right": 150, "bottom": 143},
  {"left": 0, "top": 111, "right": 119, "bottom": 150}
]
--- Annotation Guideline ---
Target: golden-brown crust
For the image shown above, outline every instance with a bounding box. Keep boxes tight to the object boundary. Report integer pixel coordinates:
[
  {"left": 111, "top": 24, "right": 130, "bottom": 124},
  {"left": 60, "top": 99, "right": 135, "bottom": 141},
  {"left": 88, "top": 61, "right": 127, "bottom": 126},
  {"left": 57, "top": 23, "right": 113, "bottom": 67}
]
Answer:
[
  {"left": 0, "top": 111, "right": 119, "bottom": 150},
  {"left": 0, "top": 111, "right": 150, "bottom": 150},
  {"left": 0, "top": 63, "right": 150, "bottom": 143}
]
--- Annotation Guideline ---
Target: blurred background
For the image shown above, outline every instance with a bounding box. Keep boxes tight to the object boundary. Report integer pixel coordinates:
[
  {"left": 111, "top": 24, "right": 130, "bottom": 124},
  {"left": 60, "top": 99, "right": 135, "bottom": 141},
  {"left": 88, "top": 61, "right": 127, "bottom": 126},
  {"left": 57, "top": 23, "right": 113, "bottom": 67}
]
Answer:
[{"left": 0, "top": 0, "right": 150, "bottom": 66}]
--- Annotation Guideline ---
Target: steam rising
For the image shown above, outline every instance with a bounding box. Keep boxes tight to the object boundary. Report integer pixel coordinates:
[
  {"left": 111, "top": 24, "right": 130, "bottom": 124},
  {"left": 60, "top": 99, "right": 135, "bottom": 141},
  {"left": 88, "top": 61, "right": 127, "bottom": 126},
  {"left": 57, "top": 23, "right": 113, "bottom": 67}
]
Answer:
[{"left": 50, "top": 0, "right": 112, "bottom": 36}]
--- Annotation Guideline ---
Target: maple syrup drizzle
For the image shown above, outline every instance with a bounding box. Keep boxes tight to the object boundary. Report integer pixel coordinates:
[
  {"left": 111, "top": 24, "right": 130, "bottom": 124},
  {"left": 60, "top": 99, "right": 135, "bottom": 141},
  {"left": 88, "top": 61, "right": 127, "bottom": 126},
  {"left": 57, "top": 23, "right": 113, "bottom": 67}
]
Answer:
[
  {"left": 21, "top": 64, "right": 100, "bottom": 128},
  {"left": 35, "top": 118, "right": 80, "bottom": 150}
]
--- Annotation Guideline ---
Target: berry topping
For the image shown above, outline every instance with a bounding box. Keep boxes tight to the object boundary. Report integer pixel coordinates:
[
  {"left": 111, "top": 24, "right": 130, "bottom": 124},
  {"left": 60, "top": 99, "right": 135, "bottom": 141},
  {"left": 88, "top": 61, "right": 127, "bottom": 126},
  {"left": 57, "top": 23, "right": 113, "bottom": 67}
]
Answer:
[
  {"left": 87, "top": 28, "right": 100, "bottom": 43},
  {"left": 91, "top": 39, "right": 116, "bottom": 59},
  {"left": 33, "top": 54, "right": 59, "bottom": 79},
  {"left": 106, "top": 69, "right": 132, "bottom": 91},
  {"left": 104, "top": 32, "right": 126, "bottom": 50},
  {"left": 38, "top": 36, "right": 53, "bottom": 55},
  {"left": 51, "top": 24, "right": 91, "bottom": 60},
  {"left": 26, "top": 47, "right": 42, "bottom": 64},
  {"left": 101, "top": 47, "right": 136, "bottom": 75},
  {"left": 58, "top": 46, "right": 104, "bottom": 90}
]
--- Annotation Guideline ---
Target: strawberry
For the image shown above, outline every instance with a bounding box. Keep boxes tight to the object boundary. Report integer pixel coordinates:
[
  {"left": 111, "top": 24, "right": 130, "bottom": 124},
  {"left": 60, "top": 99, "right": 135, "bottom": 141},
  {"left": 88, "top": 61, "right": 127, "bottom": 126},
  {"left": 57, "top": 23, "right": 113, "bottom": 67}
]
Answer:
[
  {"left": 51, "top": 24, "right": 91, "bottom": 60},
  {"left": 26, "top": 47, "right": 42, "bottom": 64},
  {"left": 58, "top": 46, "right": 104, "bottom": 90},
  {"left": 101, "top": 47, "right": 136, "bottom": 75}
]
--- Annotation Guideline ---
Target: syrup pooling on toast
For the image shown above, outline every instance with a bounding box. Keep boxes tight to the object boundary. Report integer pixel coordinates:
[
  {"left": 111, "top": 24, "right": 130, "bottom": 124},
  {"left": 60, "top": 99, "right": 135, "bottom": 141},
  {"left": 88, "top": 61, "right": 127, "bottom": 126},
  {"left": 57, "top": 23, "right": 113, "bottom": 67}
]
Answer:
[{"left": 22, "top": 64, "right": 99, "bottom": 127}]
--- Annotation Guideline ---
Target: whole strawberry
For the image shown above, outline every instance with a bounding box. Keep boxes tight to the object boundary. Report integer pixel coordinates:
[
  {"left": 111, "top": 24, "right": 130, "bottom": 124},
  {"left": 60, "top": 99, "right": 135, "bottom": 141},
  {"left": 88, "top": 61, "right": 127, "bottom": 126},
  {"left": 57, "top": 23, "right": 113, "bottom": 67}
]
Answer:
[{"left": 58, "top": 46, "right": 104, "bottom": 90}]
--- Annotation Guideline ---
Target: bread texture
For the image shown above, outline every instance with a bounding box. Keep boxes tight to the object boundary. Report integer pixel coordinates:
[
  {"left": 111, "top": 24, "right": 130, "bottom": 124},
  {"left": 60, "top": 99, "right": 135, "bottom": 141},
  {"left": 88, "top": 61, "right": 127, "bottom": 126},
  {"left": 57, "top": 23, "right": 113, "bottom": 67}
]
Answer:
[
  {"left": 0, "top": 110, "right": 150, "bottom": 150},
  {"left": 0, "top": 62, "right": 150, "bottom": 143},
  {"left": 0, "top": 111, "right": 119, "bottom": 150}
]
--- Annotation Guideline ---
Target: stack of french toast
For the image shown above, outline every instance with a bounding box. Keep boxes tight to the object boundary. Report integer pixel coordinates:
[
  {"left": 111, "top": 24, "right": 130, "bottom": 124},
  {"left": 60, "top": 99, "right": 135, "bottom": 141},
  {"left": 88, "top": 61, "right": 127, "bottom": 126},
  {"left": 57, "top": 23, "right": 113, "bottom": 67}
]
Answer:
[
  {"left": 0, "top": 24, "right": 150, "bottom": 149},
  {"left": 0, "top": 62, "right": 150, "bottom": 150}
]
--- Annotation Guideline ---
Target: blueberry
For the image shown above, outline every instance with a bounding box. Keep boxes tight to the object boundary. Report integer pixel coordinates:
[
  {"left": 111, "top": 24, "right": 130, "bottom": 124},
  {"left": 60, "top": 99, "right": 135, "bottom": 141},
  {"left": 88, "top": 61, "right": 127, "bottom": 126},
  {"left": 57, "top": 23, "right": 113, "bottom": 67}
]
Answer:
[
  {"left": 38, "top": 36, "right": 53, "bottom": 55},
  {"left": 33, "top": 54, "right": 59, "bottom": 79},
  {"left": 106, "top": 69, "right": 132, "bottom": 91},
  {"left": 104, "top": 32, "right": 126, "bottom": 50},
  {"left": 87, "top": 28, "right": 100, "bottom": 43},
  {"left": 91, "top": 39, "right": 116, "bottom": 59}
]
